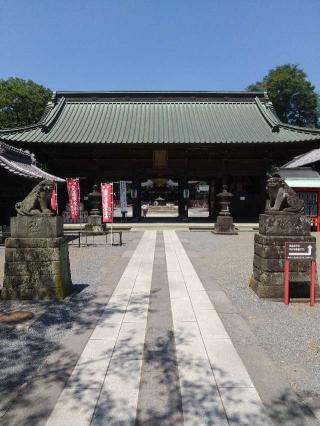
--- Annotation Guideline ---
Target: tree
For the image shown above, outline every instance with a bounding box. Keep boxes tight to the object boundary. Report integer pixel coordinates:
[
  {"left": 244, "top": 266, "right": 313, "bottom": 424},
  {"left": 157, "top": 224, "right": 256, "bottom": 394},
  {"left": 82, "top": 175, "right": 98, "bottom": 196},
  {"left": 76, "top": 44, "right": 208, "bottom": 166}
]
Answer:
[
  {"left": 247, "top": 64, "right": 318, "bottom": 127},
  {"left": 0, "top": 77, "right": 52, "bottom": 129}
]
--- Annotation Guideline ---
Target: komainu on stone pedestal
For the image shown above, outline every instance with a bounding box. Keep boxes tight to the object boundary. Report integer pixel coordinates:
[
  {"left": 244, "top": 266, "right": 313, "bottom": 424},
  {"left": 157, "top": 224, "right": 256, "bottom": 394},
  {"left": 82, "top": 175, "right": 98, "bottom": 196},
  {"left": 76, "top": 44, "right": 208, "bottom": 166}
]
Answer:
[
  {"left": 250, "top": 177, "right": 318, "bottom": 299},
  {"left": 2, "top": 216, "right": 72, "bottom": 299},
  {"left": 15, "top": 180, "right": 56, "bottom": 216},
  {"left": 1, "top": 181, "right": 72, "bottom": 299}
]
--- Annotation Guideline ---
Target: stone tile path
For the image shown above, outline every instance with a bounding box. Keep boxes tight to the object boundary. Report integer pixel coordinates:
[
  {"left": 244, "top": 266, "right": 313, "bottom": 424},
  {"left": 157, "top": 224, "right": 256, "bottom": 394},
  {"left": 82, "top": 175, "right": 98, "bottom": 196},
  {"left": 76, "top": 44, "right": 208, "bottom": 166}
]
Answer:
[{"left": 46, "top": 231, "right": 273, "bottom": 425}]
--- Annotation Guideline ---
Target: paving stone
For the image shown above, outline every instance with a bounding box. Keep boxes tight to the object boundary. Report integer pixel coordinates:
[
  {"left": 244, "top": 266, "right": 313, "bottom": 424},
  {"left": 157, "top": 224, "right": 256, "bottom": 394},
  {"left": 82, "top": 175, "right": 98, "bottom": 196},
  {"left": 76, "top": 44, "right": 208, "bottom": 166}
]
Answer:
[
  {"left": 46, "top": 387, "right": 101, "bottom": 426},
  {"left": 89, "top": 315, "right": 122, "bottom": 340},
  {"left": 92, "top": 359, "right": 143, "bottom": 426},
  {"left": 204, "top": 338, "right": 255, "bottom": 388},
  {"left": 219, "top": 387, "right": 273, "bottom": 426},
  {"left": 170, "top": 297, "right": 196, "bottom": 322},
  {"left": 196, "top": 309, "right": 229, "bottom": 339},
  {"left": 189, "top": 290, "right": 214, "bottom": 311}
]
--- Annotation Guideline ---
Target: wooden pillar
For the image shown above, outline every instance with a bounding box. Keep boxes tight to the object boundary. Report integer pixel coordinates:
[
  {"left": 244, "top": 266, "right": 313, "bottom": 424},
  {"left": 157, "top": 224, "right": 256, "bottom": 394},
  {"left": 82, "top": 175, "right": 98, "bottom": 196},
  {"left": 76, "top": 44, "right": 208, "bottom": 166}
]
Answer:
[
  {"left": 209, "top": 179, "right": 215, "bottom": 219},
  {"left": 132, "top": 179, "right": 141, "bottom": 221},
  {"left": 178, "top": 177, "right": 188, "bottom": 221}
]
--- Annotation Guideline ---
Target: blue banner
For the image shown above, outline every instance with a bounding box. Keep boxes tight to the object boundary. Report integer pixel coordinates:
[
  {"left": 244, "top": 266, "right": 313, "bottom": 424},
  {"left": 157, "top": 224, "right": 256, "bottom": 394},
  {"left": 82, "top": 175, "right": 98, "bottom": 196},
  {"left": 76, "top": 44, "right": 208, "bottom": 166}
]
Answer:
[{"left": 120, "top": 180, "right": 127, "bottom": 212}]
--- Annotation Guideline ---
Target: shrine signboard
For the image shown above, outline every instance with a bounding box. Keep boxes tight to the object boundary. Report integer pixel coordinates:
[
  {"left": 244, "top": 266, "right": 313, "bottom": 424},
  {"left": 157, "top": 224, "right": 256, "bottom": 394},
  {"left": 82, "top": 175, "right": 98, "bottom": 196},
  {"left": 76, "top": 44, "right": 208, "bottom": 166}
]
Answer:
[{"left": 285, "top": 242, "right": 316, "bottom": 260}]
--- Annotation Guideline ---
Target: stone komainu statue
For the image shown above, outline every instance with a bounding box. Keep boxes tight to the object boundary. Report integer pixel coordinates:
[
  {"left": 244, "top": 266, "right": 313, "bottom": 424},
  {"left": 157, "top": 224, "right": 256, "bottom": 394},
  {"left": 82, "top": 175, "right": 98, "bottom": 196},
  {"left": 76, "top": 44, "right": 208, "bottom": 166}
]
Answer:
[
  {"left": 266, "top": 176, "right": 304, "bottom": 214},
  {"left": 15, "top": 180, "right": 56, "bottom": 216}
]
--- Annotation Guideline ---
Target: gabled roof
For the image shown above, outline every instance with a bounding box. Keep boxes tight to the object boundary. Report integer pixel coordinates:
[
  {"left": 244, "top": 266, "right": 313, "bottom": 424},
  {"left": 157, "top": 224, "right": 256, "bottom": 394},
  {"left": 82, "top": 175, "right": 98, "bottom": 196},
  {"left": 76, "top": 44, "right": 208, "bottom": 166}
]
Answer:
[
  {"left": 279, "top": 167, "right": 320, "bottom": 178},
  {"left": 0, "top": 141, "right": 64, "bottom": 181},
  {"left": 1, "top": 91, "right": 320, "bottom": 145},
  {"left": 283, "top": 148, "right": 320, "bottom": 168}
]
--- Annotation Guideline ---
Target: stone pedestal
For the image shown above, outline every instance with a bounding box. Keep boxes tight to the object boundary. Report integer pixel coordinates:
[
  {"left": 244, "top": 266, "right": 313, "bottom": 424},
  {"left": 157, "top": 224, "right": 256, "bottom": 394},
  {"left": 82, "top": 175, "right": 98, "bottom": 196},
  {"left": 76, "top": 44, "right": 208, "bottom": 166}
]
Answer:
[
  {"left": 88, "top": 215, "right": 102, "bottom": 226},
  {"left": 250, "top": 214, "right": 318, "bottom": 298},
  {"left": 1, "top": 216, "right": 72, "bottom": 299},
  {"left": 213, "top": 215, "right": 237, "bottom": 235},
  {"left": 86, "top": 215, "right": 103, "bottom": 233}
]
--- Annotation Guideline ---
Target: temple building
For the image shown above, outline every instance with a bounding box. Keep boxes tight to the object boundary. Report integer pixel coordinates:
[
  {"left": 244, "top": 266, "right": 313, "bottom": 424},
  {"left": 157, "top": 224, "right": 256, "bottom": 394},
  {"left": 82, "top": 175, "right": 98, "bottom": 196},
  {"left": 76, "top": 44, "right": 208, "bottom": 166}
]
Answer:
[{"left": 1, "top": 90, "right": 320, "bottom": 223}]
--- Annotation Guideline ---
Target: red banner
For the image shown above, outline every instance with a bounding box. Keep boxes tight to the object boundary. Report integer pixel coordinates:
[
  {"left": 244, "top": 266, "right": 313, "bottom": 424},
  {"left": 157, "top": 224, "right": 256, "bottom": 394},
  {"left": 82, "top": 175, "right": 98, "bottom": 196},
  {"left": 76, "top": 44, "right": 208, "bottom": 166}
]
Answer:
[
  {"left": 101, "top": 183, "right": 113, "bottom": 223},
  {"left": 66, "top": 178, "right": 80, "bottom": 219},
  {"left": 51, "top": 184, "right": 58, "bottom": 212}
]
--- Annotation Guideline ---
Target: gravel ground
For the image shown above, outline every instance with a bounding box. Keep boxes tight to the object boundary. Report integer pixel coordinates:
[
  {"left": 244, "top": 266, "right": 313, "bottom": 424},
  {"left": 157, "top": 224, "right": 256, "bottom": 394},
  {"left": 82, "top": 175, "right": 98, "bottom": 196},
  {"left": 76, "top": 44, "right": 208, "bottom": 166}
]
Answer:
[
  {"left": 0, "top": 233, "right": 142, "bottom": 416},
  {"left": 178, "top": 231, "right": 320, "bottom": 410}
]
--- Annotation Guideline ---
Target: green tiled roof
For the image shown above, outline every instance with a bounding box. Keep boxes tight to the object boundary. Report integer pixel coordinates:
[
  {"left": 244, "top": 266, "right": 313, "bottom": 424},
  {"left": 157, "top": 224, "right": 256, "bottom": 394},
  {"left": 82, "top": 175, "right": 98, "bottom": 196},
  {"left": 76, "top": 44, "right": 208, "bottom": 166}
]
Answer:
[{"left": 1, "top": 91, "right": 320, "bottom": 145}]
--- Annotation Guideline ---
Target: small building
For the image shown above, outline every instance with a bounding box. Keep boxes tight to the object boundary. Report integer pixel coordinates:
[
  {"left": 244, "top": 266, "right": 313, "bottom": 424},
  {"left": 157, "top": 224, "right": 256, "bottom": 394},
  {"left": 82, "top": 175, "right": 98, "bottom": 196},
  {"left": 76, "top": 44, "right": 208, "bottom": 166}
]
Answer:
[
  {"left": 0, "top": 141, "right": 64, "bottom": 224},
  {"left": 1, "top": 91, "right": 320, "bottom": 222},
  {"left": 281, "top": 150, "right": 320, "bottom": 231}
]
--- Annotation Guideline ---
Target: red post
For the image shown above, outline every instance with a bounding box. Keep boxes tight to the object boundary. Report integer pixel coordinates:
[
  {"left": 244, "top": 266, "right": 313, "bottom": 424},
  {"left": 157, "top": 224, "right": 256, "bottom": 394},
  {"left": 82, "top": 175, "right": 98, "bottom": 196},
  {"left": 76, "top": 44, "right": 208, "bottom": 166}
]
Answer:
[
  {"left": 318, "top": 190, "right": 320, "bottom": 232},
  {"left": 310, "top": 260, "right": 316, "bottom": 307},
  {"left": 284, "top": 259, "right": 289, "bottom": 305}
]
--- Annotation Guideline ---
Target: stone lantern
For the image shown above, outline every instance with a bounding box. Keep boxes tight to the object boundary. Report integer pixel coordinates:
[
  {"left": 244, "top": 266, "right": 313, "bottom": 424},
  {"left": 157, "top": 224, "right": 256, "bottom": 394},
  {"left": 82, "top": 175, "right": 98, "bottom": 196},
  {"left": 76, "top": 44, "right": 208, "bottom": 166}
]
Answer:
[
  {"left": 213, "top": 185, "right": 237, "bottom": 234},
  {"left": 87, "top": 184, "right": 102, "bottom": 228},
  {"left": 217, "top": 185, "right": 233, "bottom": 216}
]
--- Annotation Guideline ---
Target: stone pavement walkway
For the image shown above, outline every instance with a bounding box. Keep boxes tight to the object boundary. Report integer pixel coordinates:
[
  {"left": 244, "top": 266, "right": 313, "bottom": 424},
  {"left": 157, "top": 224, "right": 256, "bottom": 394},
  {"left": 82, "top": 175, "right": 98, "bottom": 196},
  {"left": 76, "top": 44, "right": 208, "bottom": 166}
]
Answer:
[
  {"left": 164, "top": 230, "right": 271, "bottom": 425},
  {"left": 46, "top": 230, "right": 273, "bottom": 425}
]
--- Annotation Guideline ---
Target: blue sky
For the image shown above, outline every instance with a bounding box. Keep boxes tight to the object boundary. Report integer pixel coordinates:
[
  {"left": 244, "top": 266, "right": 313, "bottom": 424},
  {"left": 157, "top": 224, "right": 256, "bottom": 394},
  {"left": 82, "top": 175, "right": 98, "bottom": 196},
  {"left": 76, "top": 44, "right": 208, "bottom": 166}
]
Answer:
[{"left": 1, "top": 0, "right": 319, "bottom": 92}]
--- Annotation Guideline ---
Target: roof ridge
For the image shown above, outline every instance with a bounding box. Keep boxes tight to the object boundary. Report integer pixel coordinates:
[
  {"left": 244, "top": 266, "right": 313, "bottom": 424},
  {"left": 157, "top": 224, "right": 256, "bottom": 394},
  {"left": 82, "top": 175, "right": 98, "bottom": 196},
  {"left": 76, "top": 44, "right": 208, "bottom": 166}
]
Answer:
[
  {"left": 0, "top": 122, "right": 43, "bottom": 135},
  {"left": 255, "top": 97, "right": 320, "bottom": 135},
  {"left": 255, "top": 97, "right": 280, "bottom": 131},
  {"left": 0, "top": 94, "right": 59, "bottom": 135},
  {"left": 278, "top": 122, "right": 320, "bottom": 134},
  {"left": 55, "top": 90, "right": 265, "bottom": 95},
  {"left": 41, "top": 97, "right": 66, "bottom": 132},
  {"left": 65, "top": 100, "right": 256, "bottom": 105}
]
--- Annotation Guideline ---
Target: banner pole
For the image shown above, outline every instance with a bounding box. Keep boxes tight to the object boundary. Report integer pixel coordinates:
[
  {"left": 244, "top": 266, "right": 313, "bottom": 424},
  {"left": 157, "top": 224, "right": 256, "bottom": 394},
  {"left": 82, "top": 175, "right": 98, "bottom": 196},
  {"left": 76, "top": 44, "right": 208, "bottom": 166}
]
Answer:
[
  {"left": 55, "top": 183, "right": 58, "bottom": 215},
  {"left": 78, "top": 178, "right": 82, "bottom": 231},
  {"left": 111, "top": 182, "right": 113, "bottom": 247},
  {"left": 284, "top": 259, "right": 289, "bottom": 305},
  {"left": 310, "top": 260, "right": 316, "bottom": 307}
]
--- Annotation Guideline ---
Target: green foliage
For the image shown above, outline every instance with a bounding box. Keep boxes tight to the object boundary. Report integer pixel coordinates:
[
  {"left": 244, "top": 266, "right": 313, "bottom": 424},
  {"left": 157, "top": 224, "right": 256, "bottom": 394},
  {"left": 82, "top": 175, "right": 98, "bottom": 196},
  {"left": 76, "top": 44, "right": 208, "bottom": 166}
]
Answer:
[
  {"left": 0, "top": 77, "right": 52, "bottom": 129},
  {"left": 247, "top": 64, "right": 318, "bottom": 127}
]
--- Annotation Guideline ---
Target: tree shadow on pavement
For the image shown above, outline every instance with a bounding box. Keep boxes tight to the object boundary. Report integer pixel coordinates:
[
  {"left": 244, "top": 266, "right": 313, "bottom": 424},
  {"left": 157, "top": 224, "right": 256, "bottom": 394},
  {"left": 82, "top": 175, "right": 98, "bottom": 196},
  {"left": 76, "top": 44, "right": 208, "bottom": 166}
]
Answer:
[{"left": 1, "top": 293, "right": 318, "bottom": 426}]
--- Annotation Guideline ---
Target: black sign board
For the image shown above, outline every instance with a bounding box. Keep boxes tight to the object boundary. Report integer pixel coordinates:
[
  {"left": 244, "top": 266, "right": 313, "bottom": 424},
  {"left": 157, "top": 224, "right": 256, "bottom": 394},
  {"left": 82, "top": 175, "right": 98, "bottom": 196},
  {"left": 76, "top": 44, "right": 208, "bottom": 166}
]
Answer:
[{"left": 285, "top": 242, "right": 316, "bottom": 260}]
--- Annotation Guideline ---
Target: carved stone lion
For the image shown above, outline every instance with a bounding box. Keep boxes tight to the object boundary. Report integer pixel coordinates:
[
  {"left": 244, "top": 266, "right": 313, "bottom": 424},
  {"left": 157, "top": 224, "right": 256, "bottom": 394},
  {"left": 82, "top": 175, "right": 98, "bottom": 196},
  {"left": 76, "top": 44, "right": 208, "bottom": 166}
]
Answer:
[
  {"left": 266, "top": 176, "right": 304, "bottom": 214},
  {"left": 15, "top": 180, "right": 56, "bottom": 216}
]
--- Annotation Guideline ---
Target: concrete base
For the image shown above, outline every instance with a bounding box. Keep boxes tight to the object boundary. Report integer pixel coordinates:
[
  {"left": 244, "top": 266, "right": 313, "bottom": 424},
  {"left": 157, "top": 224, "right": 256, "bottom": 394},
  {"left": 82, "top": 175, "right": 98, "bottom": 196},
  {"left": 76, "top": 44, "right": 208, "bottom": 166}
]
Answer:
[
  {"left": 251, "top": 214, "right": 319, "bottom": 299},
  {"left": 2, "top": 216, "right": 72, "bottom": 300}
]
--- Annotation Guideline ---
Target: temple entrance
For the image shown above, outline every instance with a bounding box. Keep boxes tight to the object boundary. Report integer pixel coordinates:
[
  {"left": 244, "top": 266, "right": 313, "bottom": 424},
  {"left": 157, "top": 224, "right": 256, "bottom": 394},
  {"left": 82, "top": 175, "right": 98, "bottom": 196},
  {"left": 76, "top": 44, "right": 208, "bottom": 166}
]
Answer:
[
  {"left": 140, "top": 178, "right": 179, "bottom": 218},
  {"left": 188, "top": 180, "right": 210, "bottom": 218}
]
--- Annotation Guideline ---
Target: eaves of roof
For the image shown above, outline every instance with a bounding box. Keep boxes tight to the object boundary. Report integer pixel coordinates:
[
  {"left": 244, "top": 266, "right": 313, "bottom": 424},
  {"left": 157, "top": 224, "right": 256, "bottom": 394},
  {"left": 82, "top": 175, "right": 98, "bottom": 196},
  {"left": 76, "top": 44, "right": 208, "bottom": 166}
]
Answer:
[
  {"left": 285, "top": 177, "right": 320, "bottom": 188},
  {"left": 283, "top": 148, "right": 320, "bottom": 168},
  {"left": 0, "top": 141, "right": 64, "bottom": 182}
]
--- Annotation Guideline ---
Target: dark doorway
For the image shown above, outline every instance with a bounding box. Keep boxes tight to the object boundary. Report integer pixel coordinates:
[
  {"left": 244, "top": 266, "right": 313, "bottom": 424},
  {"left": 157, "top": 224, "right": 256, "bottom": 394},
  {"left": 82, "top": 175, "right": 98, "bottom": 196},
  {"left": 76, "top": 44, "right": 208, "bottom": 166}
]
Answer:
[
  {"left": 188, "top": 180, "right": 209, "bottom": 218},
  {"left": 228, "top": 176, "right": 261, "bottom": 220},
  {"left": 140, "top": 178, "right": 179, "bottom": 218}
]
